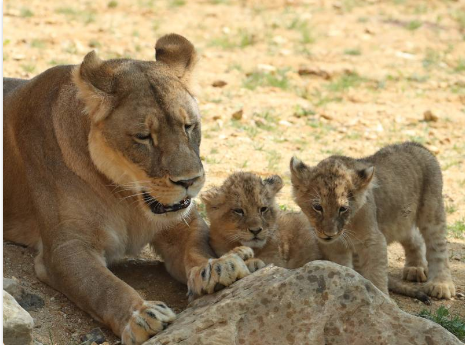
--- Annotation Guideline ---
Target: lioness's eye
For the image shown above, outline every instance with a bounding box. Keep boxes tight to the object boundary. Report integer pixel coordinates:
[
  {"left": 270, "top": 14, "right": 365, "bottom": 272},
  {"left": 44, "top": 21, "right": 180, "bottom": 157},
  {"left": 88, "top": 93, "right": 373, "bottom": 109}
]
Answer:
[
  {"left": 339, "top": 206, "right": 348, "bottom": 214},
  {"left": 185, "top": 123, "right": 194, "bottom": 133},
  {"left": 135, "top": 133, "right": 151, "bottom": 141},
  {"left": 233, "top": 208, "right": 244, "bottom": 216},
  {"left": 260, "top": 207, "right": 269, "bottom": 214},
  {"left": 312, "top": 204, "right": 323, "bottom": 213}
]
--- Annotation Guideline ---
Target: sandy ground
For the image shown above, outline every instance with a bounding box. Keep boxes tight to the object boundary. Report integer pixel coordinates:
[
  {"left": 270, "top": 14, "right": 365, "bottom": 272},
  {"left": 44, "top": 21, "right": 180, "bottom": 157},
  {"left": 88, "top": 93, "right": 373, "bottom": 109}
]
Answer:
[{"left": 3, "top": 0, "right": 465, "bottom": 344}]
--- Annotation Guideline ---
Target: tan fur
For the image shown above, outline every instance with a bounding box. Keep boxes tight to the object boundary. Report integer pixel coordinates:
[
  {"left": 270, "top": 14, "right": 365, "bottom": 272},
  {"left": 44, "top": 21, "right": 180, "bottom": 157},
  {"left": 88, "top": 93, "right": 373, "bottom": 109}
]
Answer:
[
  {"left": 291, "top": 142, "right": 455, "bottom": 300},
  {"left": 3, "top": 34, "right": 255, "bottom": 345},
  {"left": 202, "top": 172, "right": 322, "bottom": 269}
]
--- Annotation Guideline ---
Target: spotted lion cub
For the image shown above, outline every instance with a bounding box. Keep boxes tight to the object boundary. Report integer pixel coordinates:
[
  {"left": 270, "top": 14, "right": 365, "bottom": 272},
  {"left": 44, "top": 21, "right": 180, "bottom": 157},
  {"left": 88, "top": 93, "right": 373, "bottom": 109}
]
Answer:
[
  {"left": 201, "top": 172, "right": 321, "bottom": 269},
  {"left": 290, "top": 142, "right": 455, "bottom": 299}
]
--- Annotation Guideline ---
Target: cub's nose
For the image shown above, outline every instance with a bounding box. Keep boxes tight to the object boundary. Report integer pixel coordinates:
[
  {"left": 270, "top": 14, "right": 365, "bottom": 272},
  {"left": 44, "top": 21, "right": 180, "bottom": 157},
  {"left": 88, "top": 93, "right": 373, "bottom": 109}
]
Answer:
[
  {"left": 170, "top": 177, "right": 199, "bottom": 189},
  {"left": 249, "top": 228, "right": 263, "bottom": 236}
]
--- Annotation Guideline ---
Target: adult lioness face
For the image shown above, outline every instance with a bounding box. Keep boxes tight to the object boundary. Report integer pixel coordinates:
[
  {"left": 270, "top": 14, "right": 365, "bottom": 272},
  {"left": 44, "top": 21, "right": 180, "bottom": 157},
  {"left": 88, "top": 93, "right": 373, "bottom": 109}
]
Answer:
[{"left": 74, "top": 34, "right": 205, "bottom": 217}]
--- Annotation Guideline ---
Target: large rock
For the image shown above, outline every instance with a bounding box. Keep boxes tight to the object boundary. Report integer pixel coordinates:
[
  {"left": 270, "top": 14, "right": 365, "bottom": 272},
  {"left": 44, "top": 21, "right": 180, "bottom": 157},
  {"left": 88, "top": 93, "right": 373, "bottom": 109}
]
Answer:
[
  {"left": 3, "top": 277, "right": 24, "bottom": 300},
  {"left": 3, "top": 290, "right": 34, "bottom": 345},
  {"left": 145, "top": 261, "right": 461, "bottom": 345}
]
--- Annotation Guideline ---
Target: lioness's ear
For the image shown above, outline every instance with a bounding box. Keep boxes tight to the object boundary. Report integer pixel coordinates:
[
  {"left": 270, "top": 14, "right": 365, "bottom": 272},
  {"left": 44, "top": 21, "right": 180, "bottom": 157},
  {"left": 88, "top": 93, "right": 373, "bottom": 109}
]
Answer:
[
  {"left": 200, "top": 187, "right": 224, "bottom": 209},
  {"left": 264, "top": 175, "right": 283, "bottom": 195},
  {"left": 354, "top": 166, "right": 375, "bottom": 189},
  {"left": 73, "top": 51, "right": 115, "bottom": 122},
  {"left": 155, "top": 34, "right": 198, "bottom": 86},
  {"left": 290, "top": 156, "right": 311, "bottom": 184}
]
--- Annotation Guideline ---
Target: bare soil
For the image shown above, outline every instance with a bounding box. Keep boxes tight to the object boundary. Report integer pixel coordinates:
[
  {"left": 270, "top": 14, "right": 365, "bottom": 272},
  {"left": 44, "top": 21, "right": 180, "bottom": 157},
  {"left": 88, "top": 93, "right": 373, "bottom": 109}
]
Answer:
[{"left": 3, "top": 0, "right": 465, "bottom": 344}]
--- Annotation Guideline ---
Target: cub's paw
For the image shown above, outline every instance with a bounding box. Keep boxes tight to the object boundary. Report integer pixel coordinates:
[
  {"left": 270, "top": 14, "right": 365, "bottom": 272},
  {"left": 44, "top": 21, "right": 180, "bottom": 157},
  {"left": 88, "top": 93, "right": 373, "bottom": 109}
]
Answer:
[
  {"left": 121, "top": 301, "right": 176, "bottom": 345},
  {"left": 425, "top": 280, "right": 456, "bottom": 300},
  {"left": 245, "top": 258, "right": 266, "bottom": 273},
  {"left": 402, "top": 266, "right": 428, "bottom": 282},
  {"left": 227, "top": 246, "right": 255, "bottom": 261},
  {"left": 188, "top": 249, "right": 253, "bottom": 299}
]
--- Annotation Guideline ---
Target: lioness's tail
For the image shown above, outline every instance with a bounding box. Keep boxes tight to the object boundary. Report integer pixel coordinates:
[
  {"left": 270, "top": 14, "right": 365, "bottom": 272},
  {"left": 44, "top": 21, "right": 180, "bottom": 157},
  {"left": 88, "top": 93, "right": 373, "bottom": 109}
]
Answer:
[{"left": 388, "top": 276, "right": 431, "bottom": 304}]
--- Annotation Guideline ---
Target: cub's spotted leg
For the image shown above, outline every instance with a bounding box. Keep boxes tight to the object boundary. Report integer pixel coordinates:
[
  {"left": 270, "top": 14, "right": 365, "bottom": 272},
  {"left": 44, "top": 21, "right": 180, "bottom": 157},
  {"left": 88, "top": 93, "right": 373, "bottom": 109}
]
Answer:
[
  {"left": 187, "top": 246, "right": 254, "bottom": 299},
  {"left": 121, "top": 302, "right": 176, "bottom": 345},
  {"left": 400, "top": 227, "right": 428, "bottom": 283},
  {"left": 417, "top": 193, "right": 455, "bottom": 299},
  {"left": 418, "top": 221, "right": 455, "bottom": 299}
]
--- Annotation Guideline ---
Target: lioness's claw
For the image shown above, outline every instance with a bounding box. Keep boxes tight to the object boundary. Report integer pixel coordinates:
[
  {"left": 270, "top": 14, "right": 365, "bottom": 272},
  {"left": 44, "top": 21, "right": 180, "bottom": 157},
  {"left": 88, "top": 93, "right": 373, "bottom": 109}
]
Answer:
[
  {"left": 188, "top": 247, "right": 254, "bottom": 300},
  {"left": 121, "top": 301, "right": 176, "bottom": 345}
]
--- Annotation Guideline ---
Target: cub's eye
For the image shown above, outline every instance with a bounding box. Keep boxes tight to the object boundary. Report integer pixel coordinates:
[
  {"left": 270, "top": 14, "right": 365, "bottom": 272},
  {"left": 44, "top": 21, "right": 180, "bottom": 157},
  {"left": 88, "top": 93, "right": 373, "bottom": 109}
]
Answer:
[
  {"left": 185, "top": 123, "right": 194, "bottom": 133},
  {"left": 260, "top": 207, "right": 269, "bottom": 214},
  {"left": 339, "top": 206, "right": 348, "bottom": 214},
  {"left": 233, "top": 208, "right": 244, "bottom": 216},
  {"left": 135, "top": 133, "right": 151, "bottom": 141},
  {"left": 312, "top": 204, "right": 323, "bottom": 213}
]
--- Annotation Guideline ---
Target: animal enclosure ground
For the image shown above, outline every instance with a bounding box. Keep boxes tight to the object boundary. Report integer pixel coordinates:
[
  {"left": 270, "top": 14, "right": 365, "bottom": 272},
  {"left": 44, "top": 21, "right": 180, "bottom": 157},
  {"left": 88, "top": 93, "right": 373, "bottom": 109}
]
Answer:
[{"left": 3, "top": 0, "right": 465, "bottom": 344}]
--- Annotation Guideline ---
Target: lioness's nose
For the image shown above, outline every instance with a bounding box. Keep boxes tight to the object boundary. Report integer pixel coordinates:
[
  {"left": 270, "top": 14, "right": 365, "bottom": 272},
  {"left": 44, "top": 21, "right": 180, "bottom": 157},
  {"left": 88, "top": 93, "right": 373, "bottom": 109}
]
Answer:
[{"left": 170, "top": 177, "right": 199, "bottom": 189}]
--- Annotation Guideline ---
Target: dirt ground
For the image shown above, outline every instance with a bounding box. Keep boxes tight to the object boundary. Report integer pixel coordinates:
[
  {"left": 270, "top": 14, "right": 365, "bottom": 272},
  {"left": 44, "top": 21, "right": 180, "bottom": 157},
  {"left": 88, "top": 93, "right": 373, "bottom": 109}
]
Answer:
[{"left": 3, "top": 0, "right": 465, "bottom": 344}]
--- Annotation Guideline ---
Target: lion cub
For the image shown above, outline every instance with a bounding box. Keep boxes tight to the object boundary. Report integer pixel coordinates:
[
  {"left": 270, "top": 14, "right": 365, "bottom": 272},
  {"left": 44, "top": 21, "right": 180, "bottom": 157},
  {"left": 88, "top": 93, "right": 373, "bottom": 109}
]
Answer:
[
  {"left": 201, "top": 172, "right": 321, "bottom": 269},
  {"left": 290, "top": 142, "right": 455, "bottom": 299}
]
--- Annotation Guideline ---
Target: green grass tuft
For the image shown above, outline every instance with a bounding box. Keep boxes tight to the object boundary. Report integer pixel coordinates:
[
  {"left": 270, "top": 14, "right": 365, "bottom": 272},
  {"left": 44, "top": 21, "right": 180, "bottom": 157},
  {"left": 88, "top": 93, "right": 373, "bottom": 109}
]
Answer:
[
  {"left": 243, "top": 68, "right": 290, "bottom": 90},
  {"left": 448, "top": 219, "right": 465, "bottom": 239},
  {"left": 417, "top": 306, "right": 465, "bottom": 341}
]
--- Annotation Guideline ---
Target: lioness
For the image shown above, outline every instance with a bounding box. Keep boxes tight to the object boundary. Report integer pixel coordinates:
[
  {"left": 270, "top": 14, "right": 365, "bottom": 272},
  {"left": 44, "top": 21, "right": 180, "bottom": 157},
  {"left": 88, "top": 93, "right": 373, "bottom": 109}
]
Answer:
[
  {"left": 290, "top": 142, "right": 456, "bottom": 299},
  {"left": 3, "top": 34, "right": 257, "bottom": 344},
  {"left": 201, "top": 172, "right": 321, "bottom": 269}
]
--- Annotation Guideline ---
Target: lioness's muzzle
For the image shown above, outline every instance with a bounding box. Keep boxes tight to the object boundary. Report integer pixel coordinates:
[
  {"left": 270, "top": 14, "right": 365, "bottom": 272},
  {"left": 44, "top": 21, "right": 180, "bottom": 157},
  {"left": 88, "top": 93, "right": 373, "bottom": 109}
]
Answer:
[{"left": 142, "top": 191, "right": 191, "bottom": 214}]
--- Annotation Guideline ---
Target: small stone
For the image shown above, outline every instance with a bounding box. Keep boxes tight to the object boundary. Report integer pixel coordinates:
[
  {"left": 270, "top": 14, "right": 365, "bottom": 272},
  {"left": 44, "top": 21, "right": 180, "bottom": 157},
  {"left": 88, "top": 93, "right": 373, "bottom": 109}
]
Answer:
[
  {"left": 256, "top": 64, "right": 276, "bottom": 72},
  {"left": 320, "top": 113, "right": 333, "bottom": 120},
  {"left": 212, "top": 80, "right": 227, "bottom": 88},
  {"left": 231, "top": 109, "right": 243, "bottom": 121},
  {"left": 80, "top": 328, "right": 106, "bottom": 345},
  {"left": 427, "top": 145, "right": 440, "bottom": 155},
  {"left": 278, "top": 120, "right": 292, "bottom": 127},
  {"left": 3, "top": 291, "right": 34, "bottom": 345},
  {"left": 423, "top": 110, "right": 438, "bottom": 122},
  {"left": 17, "top": 292, "right": 45, "bottom": 312},
  {"left": 298, "top": 66, "right": 331, "bottom": 80},
  {"left": 456, "top": 292, "right": 464, "bottom": 299},
  {"left": 254, "top": 118, "right": 266, "bottom": 127}
]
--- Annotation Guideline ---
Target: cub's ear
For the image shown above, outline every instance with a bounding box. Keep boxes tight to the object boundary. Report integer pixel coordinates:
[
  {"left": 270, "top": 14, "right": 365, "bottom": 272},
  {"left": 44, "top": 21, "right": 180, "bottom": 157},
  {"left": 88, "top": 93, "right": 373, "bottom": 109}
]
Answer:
[
  {"left": 200, "top": 187, "right": 224, "bottom": 209},
  {"left": 263, "top": 175, "right": 283, "bottom": 195},
  {"left": 155, "top": 34, "right": 198, "bottom": 86},
  {"left": 354, "top": 166, "right": 375, "bottom": 189},
  {"left": 73, "top": 51, "right": 115, "bottom": 122},
  {"left": 290, "top": 156, "right": 311, "bottom": 184}
]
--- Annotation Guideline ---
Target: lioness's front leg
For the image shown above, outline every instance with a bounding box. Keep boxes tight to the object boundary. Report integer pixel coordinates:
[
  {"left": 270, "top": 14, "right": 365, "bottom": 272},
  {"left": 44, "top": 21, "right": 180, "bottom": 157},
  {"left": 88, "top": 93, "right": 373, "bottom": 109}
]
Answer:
[
  {"left": 41, "top": 238, "right": 175, "bottom": 345},
  {"left": 355, "top": 233, "right": 389, "bottom": 295},
  {"left": 153, "top": 209, "right": 257, "bottom": 300}
]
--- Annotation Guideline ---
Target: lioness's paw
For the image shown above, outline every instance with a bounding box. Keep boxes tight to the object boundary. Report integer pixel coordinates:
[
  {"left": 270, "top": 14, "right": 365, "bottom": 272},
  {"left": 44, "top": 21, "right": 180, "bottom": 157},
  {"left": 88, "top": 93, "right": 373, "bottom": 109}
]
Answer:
[
  {"left": 121, "top": 301, "right": 176, "bottom": 345},
  {"left": 245, "top": 258, "right": 266, "bottom": 273},
  {"left": 188, "top": 252, "right": 251, "bottom": 299},
  {"left": 425, "top": 280, "right": 456, "bottom": 300},
  {"left": 403, "top": 266, "right": 428, "bottom": 282}
]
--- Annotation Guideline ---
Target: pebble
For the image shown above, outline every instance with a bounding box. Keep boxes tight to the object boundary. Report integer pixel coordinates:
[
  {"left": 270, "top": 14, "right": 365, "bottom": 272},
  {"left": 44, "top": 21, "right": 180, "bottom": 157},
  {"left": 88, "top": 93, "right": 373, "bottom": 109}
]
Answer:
[
  {"left": 212, "top": 80, "right": 227, "bottom": 88},
  {"left": 80, "top": 328, "right": 106, "bottom": 345},
  {"left": 231, "top": 109, "right": 243, "bottom": 120},
  {"left": 423, "top": 110, "right": 438, "bottom": 122},
  {"left": 298, "top": 66, "right": 331, "bottom": 80}
]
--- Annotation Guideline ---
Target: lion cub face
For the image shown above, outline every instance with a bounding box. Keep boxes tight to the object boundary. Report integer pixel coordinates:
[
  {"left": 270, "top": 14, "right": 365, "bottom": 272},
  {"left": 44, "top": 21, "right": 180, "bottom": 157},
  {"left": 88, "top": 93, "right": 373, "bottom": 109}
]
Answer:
[
  {"left": 290, "top": 157, "right": 374, "bottom": 243},
  {"left": 202, "top": 173, "right": 283, "bottom": 252},
  {"left": 74, "top": 34, "right": 205, "bottom": 218}
]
